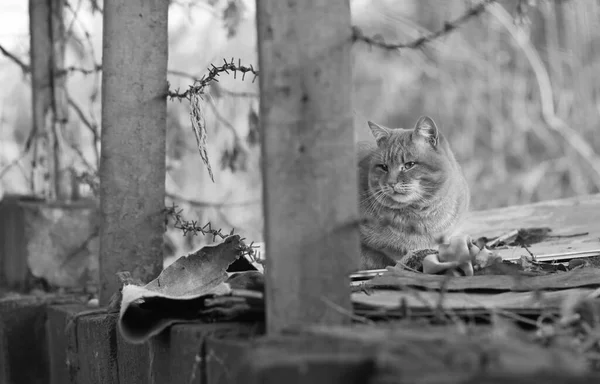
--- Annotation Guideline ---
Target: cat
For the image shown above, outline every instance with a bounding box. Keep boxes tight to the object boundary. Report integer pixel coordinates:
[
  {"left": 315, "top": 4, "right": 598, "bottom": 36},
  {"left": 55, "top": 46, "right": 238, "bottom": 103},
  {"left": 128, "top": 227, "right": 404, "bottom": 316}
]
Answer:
[{"left": 357, "top": 116, "right": 470, "bottom": 270}]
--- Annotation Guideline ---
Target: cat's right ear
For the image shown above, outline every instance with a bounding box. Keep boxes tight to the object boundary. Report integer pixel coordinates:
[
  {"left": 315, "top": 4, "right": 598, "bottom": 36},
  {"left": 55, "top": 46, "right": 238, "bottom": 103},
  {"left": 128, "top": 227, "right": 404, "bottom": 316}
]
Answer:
[{"left": 368, "top": 121, "right": 390, "bottom": 146}]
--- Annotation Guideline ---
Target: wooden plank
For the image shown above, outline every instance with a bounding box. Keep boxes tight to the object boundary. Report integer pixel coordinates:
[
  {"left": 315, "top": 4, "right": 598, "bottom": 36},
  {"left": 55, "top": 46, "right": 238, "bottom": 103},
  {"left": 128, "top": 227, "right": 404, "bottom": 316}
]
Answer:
[
  {"left": 175, "top": 322, "right": 263, "bottom": 384},
  {"left": 462, "top": 193, "right": 600, "bottom": 261},
  {"left": 99, "top": 0, "right": 168, "bottom": 305},
  {"left": 368, "top": 268, "right": 600, "bottom": 292},
  {"left": 46, "top": 303, "right": 88, "bottom": 384},
  {"left": 116, "top": 332, "right": 150, "bottom": 384},
  {"left": 351, "top": 288, "right": 597, "bottom": 311},
  {"left": 75, "top": 313, "right": 119, "bottom": 384},
  {"left": 256, "top": 0, "right": 359, "bottom": 333}
]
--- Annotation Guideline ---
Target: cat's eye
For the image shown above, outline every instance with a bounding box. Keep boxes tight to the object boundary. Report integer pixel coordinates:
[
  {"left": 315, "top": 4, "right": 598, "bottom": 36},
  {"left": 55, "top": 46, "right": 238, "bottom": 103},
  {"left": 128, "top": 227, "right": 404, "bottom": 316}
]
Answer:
[
  {"left": 376, "top": 164, "right": 388, "bottom": 172},
  {"left": 404, "top": 161, "right": 416, "bottom": 170}
]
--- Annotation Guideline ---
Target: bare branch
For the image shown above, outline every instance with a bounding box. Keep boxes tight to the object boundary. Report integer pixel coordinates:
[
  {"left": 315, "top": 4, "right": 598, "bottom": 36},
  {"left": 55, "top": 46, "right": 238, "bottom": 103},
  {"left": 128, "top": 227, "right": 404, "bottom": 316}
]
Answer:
[
  {"left": 168, "top": 68, "right": 200, "bottom": 80},
  {"left": 205, "top": 95, "right": 244, "bottom": 141},
  {"left": 0, "top": 44, "right": 30, "bottom": 73},
  {"left": 57, "top": 63, "right": 102, "bottom": 76},
  {"left": 66, "top": 92, "right": 100, "bottom": 164},
  {"left": 166, "top": 192, "right": 259, "bottom": 208},
  {"left": 0, "top": 155, "right": 27, "bottom": 180}
]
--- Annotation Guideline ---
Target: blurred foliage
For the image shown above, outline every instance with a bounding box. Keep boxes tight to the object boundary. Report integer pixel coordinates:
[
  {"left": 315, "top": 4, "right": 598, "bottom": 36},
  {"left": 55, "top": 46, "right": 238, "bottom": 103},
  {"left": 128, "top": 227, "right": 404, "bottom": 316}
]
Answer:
[{"left": 2, "top": 0, "right": 600, "bottom": 263}]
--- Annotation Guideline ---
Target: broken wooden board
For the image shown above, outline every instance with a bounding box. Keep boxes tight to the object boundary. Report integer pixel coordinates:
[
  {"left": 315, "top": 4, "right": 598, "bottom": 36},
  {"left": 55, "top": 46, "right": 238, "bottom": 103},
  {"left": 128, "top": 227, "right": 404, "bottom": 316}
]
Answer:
[
  {"left": 351, "top": 288, "right": 597, "bottom": 312},
  {"left": 367, "top": 268, "right": 600, "bottom": 292},
  {"left": 461, "top": 194, "right": 600, "bottom": 261}
]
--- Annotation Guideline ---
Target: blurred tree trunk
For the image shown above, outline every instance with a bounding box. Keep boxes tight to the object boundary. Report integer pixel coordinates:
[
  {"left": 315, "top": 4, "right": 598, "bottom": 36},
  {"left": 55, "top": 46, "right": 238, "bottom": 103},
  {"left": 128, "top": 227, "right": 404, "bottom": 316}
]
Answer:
[
  {"left": 99, "top": 0, "right": 168, "bottom": 305},
  {"left": 542, "top": 0, "right": 564, "bottom": 95},
  {"left": 560, "top": 0, "right": 592, "bottom": 194},
  {"left": 29, "top": 0, "right": 70, "bottom": 200}
]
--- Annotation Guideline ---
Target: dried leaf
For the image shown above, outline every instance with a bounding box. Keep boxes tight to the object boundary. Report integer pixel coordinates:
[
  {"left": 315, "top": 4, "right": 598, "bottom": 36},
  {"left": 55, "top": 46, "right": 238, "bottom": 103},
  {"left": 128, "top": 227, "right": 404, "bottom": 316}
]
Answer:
[
  {"left": 247, "top": 106, "right": 260, "bottom": 146},
  {"left": 190, "top": 92, "right": 214, "bottom": 182},
  {"left": 119, "top": 235, "right": 244, "bottom": 343}
]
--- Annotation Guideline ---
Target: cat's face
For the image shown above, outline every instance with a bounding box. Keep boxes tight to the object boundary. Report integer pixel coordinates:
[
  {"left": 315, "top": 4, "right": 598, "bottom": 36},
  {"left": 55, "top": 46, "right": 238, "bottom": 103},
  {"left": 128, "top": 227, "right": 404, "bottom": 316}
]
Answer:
[{"left": 366, "top": 116, "right": 451, "bottom": 207}]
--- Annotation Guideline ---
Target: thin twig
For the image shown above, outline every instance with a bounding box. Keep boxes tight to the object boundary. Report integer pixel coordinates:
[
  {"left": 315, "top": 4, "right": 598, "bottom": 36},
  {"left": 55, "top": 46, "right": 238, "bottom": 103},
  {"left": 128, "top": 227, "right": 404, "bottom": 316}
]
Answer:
[
  {"left": 215, "top": 88, "right": 258, "bottom": 98},
  {"left": 66, "top": 92, "right": 100, "bottom": 165},
  {"left": 57, "top": 64, "right": 102, "bottom": 77},
  {"left": 0, "top": 44, "right": 30, "bottom": 73},
  {"left": 0, "top": 155, "right": 27, "bottom": 180},
  {"left": 352, "top": 0, "right": 496, "bottom": 51},
  {"left": 548, "top": 232, "right": 589, "bottom": 239},
  {"left": 205, "top": 96, "right": 244, "bottom": 141},
  {"left": 168, "top": 69, "right": 200, "bottom": 80},
  {"left": 166, "top": 192, "right": 259, "bottom": 208},
  {"left": 521, "top": 244, "right": 537, "bottom": 262},
  {"left": 64, "top": 0, "right": 84, "bottom": 39}
]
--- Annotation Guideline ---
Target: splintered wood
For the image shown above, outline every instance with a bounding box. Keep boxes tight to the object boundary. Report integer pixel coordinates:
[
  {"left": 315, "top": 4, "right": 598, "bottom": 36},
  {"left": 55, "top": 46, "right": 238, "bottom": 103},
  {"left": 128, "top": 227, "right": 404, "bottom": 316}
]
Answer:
[{"left": 462, "top": 194, "right": 600, "bottom": 261}]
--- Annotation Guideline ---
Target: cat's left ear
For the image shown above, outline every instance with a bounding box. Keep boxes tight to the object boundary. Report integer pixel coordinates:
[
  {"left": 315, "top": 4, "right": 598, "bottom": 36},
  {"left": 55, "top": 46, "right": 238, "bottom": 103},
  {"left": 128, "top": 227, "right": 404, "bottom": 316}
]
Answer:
[{"left": 414, "top": 116, "right": 439, "bottom": 147}]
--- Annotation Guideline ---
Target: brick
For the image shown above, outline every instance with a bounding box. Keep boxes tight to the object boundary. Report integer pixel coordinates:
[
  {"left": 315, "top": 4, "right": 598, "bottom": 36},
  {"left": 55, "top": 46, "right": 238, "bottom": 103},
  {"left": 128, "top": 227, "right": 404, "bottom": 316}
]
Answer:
[
  {"left": 0, "top": 295, "right": 50, "bottom": 384},
  {"left": 75, "top": 312, "right": 119, "bottom": 384},
  {"left": 46, "top": 304, "right": 88, "bottom": 384}
]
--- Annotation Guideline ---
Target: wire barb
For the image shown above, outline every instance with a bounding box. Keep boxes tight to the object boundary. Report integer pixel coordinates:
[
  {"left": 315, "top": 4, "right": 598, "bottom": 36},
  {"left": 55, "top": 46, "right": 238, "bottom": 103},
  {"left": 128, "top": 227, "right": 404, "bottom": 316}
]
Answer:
[
  {"left": 167, "top": 58, "right": 259, "bottom": 100},
  {"left": 163, "top": 203, "right": 259, "bottom": 258}
]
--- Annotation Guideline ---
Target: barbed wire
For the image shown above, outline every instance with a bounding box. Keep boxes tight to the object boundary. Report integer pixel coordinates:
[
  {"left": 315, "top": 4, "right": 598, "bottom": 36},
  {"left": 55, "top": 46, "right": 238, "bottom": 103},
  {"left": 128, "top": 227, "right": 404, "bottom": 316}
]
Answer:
[
  {"left": 167, "top": 58, "right": 259, "bottom": 100},
  {"left": 352, "top": 0, "right": 496, "bottom": 51},
  {"left": 163, "top": 202, "right": 259, "bottom": 257}
]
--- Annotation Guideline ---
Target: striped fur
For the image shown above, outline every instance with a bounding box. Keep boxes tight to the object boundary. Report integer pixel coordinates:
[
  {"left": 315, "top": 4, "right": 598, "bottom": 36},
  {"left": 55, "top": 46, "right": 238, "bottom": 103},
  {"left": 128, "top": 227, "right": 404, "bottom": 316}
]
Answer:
[{"left": 357, "top": 116, "right": 470, "bottom": 270}]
